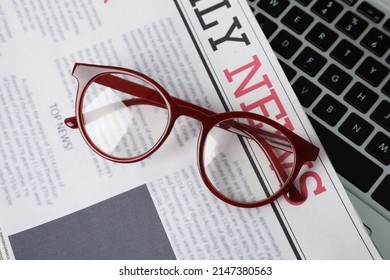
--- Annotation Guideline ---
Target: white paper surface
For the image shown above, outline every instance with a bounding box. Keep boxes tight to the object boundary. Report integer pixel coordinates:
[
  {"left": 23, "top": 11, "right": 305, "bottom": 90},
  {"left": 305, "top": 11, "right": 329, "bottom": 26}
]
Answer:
[{"left": 0, "top": 0, "right": 381, "bottom": 259}]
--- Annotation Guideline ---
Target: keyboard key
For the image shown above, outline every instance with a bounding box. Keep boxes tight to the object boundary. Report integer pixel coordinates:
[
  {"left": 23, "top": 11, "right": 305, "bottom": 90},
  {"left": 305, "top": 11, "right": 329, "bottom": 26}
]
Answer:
[
  {"left": 281, "top": 6, "right": 314, "bottom": 34},
  {"left": 313, "top": 94, "right": 347, "bottom": 126},
  {"left": 311, "top": 0, "right": 343, "bottom": 23},
  {"left": 293, "top": 47, "right": 327, "bottom": 76},
  {"left": 310, "top": 117, "right": 383, "bottom": 192},
  {"left": 258, "top": 0, "right": 290, "bottom": 17},
  {"left": 372, "top": 175, "right": 390, "bottom": 211},
  {"left": 344, "top": 82, "right": 378, "bottom": 113},
  {"left": 255, "top": 13, "right": 278, "bottom": 38},
  {"left": 336, "top": 11, "right": 368, "bottom": 39},
  {"left": 357, "top": 1, "right": 385, "bottom": 23},
  {"left": 319, "top": 64, "right": 352, "bottom": 95},
  {"left": 371, "top": 100, "right": 390, "bottom": 131},
  {"left": 306, "top": 22, "right": 338, "bottom": 51},
  {"left": 279, "top": 60, "right": 297, "bottom": 81},
  {"left": 292, "top": 76, "right": 321, "bottom": 107},
  {"left": 330, "top": 39, "right": 364, "bottom": 69},
  {"left": 339, "top": 113, "right": 374, "bottom": 145},
  {"left": 271, "top": 30, "right": 302, "bottom": 59},
  {"left": 356, "top": 57, "right": 389, "bottom": 86},
  {"left": 366, "top": 132, "right": 390, "bottom": 165},
  {"left": 383, "top": 80, "right": 390, "bottom": 97},
  {"left": 361, "top": 28, "right": 390, "bottom": 57}
]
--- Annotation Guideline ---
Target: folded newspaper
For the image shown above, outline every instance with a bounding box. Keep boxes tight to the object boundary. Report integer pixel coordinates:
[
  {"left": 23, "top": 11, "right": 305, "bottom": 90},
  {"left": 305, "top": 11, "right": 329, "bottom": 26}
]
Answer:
[{"left": 0, "top": 0, "right": 381, "bottom": 259}]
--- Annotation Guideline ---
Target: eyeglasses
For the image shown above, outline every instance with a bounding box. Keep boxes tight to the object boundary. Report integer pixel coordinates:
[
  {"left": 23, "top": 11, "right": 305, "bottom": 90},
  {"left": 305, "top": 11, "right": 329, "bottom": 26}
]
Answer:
[{"left": 65, "top": 63, "right": 319, "bottom": 208}]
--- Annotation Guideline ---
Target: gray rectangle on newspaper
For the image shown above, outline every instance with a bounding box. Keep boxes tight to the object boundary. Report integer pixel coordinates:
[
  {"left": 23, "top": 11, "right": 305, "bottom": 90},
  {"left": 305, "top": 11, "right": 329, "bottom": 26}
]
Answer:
[{"left": 9, "top": 185, "right": 175, "bottom": 259}]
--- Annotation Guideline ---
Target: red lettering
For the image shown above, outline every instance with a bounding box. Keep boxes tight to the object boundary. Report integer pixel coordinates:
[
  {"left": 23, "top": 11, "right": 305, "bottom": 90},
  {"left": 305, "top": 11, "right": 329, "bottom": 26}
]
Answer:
[
  {"left": 223, "top": 54, "right": 326, "bottom": 206},
  {"left": 223, "top": 55, "right": 293, "bottom": 127},
  {"left": 223, "top": 55, "right": 272, "bottom": 98},
  {"left": 240, "top": 87, "right": 288, "bottom": 121}
]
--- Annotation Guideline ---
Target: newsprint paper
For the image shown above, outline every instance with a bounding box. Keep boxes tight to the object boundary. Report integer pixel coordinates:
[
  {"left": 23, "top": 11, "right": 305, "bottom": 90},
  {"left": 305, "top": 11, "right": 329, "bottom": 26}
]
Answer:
[{"left": 0, "top": 0, "right": 381, "bottom": 259}]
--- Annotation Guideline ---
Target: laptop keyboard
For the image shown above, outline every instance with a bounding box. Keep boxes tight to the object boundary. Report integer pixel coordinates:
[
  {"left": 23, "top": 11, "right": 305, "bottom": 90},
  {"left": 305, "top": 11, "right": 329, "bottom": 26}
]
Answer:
[{"left": 247, "top": 0, "right": 390, "bottom": 215}]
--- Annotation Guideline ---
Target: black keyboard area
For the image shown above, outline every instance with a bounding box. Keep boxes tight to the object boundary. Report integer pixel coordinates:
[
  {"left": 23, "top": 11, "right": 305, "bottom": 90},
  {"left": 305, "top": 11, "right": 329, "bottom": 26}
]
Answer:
[{"left": 248, "top": 0, "right": 390, "bottom": 214}]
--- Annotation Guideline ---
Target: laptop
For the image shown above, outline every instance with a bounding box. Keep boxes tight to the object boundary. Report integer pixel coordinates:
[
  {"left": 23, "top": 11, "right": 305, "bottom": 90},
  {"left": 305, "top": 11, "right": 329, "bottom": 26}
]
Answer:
[{"left": 247, "top": 0, "right": 390, "bottom": 258}]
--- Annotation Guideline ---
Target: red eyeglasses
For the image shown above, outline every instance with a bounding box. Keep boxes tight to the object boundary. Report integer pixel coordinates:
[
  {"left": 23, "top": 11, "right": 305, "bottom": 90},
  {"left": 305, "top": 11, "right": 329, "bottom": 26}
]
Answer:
[{"left": 65, "top": 63, "right": 319, "bottom": 208}]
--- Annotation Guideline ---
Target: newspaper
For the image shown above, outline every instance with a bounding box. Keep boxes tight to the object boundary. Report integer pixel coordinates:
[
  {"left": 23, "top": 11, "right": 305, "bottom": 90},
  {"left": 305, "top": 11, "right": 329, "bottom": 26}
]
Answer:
[{"left": 0, "top": 0, "right": 381, "bottom": 259}]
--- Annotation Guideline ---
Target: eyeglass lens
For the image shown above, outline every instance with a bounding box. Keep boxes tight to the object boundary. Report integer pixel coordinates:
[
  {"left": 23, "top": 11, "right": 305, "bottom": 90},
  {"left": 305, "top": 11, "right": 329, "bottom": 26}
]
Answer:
[
  {"left": 81, "top": 73, "right": 170, "bottom": 159},
  {"left": 203, "top": 118, "right": 295, "bottom": 204}
]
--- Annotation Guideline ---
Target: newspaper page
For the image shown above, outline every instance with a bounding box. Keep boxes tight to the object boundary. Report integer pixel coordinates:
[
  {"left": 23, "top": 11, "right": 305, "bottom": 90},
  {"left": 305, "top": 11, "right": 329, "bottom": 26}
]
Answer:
[{"left": 0, "top": 0, "right": 381, "bottom": 260}]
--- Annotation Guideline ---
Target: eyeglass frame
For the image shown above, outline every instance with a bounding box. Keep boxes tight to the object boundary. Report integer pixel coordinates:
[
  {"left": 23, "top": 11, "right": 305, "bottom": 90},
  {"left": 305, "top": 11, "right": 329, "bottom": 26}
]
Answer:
[{"left": 65, "top": 63, "right": 320, "bottom": 208}]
